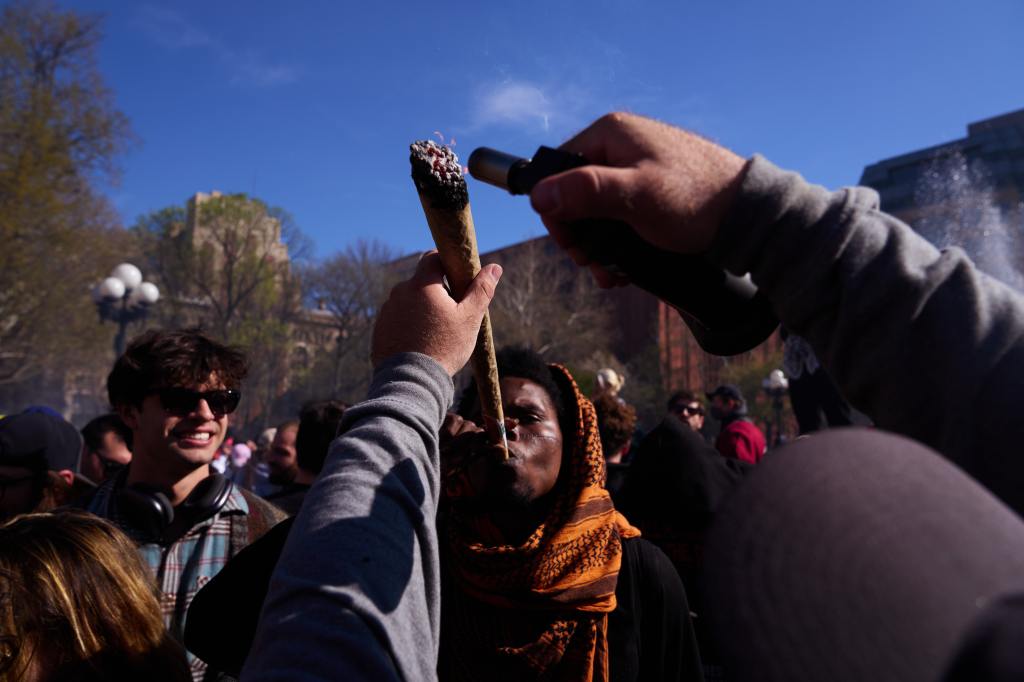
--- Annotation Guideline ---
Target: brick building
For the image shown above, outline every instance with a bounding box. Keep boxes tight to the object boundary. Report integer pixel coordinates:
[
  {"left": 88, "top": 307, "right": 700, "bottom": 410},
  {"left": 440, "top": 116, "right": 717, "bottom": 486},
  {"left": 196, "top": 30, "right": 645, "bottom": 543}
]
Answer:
[{"left": 470, "top": 236, "right": 784, "bottom": 397}]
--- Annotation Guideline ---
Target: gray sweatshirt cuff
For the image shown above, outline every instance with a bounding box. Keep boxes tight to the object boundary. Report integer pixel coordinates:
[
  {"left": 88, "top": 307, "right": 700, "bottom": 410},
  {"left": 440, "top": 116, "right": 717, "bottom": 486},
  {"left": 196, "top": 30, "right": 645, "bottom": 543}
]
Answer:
[
  {"left": 365, "top": 352, "right": 454, "bottom": 422},
  {"left": 709, "top": 155, "right": 904, "bottom": 329}
]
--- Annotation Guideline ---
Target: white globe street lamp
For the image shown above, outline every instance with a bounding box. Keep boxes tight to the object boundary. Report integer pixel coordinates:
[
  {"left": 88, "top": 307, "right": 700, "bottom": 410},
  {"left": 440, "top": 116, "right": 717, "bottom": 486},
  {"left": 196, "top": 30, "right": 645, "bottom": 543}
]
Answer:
[
  {"left": 128, "top": 281, "right": 160, "bottom": 307},
  {"left": 763, "top": 369, "right": 789, "bottom": 394},
  {"left": 762, "top": 369, "right": 790, "bottom": 448},
  {"left": 110, "top": 263, "right": 143, "bottom": 290},
  {"left": 96, "top": 277, "right": 126, "bottom": 301},
  {"left": 93, "top": 263, "right": 160, "bottom": 357},
  {"left": 135, "top": 281, "right": 160, "bottom": 305}
]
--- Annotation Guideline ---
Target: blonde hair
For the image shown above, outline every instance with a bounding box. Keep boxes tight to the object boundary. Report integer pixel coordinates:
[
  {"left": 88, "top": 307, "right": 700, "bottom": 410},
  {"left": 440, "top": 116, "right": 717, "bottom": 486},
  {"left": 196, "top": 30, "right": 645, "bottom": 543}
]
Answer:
[
  {"left": 0, "top": 510, "right": 189, "bottom": 681},
  {"left": 595, "top": 368, "right": 625, "bottom": 396}
]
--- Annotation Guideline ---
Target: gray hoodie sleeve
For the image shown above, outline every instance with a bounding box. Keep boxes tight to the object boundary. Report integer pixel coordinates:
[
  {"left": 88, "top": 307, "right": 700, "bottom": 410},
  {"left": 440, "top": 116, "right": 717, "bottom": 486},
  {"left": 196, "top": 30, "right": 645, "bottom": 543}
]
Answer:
[
  {"left": 241, "top": 352, "right": 451, "bottom": 682},
  {"left": 710, "top": 155, "right": 1024, "bottom": 514}
]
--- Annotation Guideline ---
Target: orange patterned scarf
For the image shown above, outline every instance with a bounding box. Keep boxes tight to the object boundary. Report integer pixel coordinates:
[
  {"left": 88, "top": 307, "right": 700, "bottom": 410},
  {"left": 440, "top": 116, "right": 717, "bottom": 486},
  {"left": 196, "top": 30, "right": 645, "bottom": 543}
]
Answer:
[{"left": 441, "top": 364, "right": 640, "bottom": 682}]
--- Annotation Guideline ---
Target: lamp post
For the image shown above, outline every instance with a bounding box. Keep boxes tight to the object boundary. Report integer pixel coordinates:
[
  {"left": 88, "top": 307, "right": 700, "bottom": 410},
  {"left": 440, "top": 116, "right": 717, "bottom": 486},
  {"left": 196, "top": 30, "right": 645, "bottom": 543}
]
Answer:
[
  {"left": 92, "top": 263, "right": 160, "bottom": 357},
  {"left": 762, "top": 369, "right": 789, "bottom": 447}
]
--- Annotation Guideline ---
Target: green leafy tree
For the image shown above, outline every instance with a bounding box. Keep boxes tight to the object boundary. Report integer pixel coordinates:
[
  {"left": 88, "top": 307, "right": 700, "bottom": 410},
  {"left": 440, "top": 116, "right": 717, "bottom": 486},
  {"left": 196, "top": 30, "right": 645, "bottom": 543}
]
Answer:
[
  {"left": 0, "top": 1, "right": 132, "bottom": 407},
  {"left": 136, "top": 194, "right": 309, "bottom": 339}
]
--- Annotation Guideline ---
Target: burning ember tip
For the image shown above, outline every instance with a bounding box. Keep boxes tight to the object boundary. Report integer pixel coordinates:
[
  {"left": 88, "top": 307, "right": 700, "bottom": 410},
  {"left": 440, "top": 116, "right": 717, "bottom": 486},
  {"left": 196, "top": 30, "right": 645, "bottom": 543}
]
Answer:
[{"left": 410, "top": 139, "right": 468, "bottom": 209}]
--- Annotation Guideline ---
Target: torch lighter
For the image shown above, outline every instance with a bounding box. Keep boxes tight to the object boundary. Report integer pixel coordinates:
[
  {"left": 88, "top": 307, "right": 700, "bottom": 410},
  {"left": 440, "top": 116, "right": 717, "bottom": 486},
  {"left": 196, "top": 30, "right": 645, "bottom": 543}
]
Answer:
[{"left": 468, "top": 145, "right": 779, "bottom": 356}]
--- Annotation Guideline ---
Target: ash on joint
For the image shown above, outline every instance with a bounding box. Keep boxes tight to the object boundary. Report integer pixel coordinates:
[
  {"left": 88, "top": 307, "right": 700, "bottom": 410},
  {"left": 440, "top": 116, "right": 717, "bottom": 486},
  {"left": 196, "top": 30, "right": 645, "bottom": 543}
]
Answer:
[{"left": 410, "top": 139, "right": 468, "bottom": 210}]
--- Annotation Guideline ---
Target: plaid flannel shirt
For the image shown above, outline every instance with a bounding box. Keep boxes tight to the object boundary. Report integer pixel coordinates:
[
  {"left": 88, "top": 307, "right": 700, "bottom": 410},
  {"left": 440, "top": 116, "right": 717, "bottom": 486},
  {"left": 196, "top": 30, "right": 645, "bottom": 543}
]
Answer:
[{"left": 86, "top": 474, "right": 250, "bottom": 681}]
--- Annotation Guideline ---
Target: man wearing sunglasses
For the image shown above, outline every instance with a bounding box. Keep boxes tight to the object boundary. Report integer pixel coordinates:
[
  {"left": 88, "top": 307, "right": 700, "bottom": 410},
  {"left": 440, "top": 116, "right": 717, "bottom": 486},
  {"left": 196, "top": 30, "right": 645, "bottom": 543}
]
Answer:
[
  {"left": 83, "top": 327, "right": 286, "bottom": 681},
  {"left": 667, "top": 389, "right": 707, "bottom": 434},
  {"left": 79, "top": 413, "right": 133, "bottom": 484}
]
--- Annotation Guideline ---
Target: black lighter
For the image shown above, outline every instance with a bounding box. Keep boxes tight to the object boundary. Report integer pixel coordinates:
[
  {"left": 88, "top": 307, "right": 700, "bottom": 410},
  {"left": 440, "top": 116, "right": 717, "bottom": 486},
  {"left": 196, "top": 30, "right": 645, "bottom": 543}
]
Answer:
[{"left": 467, "top": 145, "right": 778, "bottom": 356}]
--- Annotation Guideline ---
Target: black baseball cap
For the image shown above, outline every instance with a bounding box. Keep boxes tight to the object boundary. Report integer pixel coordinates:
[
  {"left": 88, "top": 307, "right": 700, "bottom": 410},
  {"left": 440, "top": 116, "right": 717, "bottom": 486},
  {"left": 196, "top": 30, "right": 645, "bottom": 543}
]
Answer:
[
  {"left": 706, "top": 384, "right": 744, "bottom": 402},
  {"left": 0, "top": 411, "right": 82, "bottom": 473}
]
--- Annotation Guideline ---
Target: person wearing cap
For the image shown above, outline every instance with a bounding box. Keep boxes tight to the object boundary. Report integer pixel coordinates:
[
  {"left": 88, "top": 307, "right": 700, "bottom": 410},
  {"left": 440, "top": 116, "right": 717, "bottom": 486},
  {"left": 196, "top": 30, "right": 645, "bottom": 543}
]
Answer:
[
  {"left": 706, "top": 384, "right": 766, "bottom": 464},
  {"left": 81, "top": 328, "right": 287, "bottom": 681},
  {"left": 0, "top": 409, "right": 87, "bottom": 520}
]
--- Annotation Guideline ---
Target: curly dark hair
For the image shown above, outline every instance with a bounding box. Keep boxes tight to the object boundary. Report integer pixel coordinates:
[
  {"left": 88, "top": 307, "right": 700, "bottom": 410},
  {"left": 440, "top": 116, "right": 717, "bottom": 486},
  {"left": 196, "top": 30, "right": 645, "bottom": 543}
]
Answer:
[
  {"left": 591, "top": 393, "right": 637, "bottom": 458},
  {"left": 107, "top": 328, "right": 249, "bottom": 409},
  {"left": 457, "top": 347, "right": 570, "bottom": 434},
  {"left": 295, "top": 400, "right": 348, "bottom": 475}
]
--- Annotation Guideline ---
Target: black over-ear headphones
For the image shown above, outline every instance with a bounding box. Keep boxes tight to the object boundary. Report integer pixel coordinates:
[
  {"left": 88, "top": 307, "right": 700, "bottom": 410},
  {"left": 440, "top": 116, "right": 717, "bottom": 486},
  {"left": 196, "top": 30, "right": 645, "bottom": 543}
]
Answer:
[{"left": 116, "top": 472, "right": 232, "bottom": 544}]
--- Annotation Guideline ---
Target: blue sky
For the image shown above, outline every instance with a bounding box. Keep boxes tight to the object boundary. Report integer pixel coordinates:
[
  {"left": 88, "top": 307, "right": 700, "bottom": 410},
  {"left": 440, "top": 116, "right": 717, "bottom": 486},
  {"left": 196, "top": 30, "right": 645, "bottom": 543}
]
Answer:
[{"left": 58, "top": 0, "right": 1024, "bottom": 260}]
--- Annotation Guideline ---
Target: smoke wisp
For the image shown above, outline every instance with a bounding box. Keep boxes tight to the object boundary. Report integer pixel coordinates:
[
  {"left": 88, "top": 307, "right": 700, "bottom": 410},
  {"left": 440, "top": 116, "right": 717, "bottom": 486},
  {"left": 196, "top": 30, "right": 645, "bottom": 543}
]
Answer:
[{"left": 913, "top": 151, "right": 1024, "bottom": 291}]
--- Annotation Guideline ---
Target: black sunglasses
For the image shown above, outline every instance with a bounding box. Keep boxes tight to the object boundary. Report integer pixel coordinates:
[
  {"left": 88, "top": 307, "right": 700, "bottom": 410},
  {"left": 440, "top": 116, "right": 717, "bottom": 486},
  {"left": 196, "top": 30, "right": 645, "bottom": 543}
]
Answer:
[
  {"left": 151, "top": 387, "right": 241, "bottom": 416},
  {"left": 679, "top": 404, "right": 704, "bottom": 417}
]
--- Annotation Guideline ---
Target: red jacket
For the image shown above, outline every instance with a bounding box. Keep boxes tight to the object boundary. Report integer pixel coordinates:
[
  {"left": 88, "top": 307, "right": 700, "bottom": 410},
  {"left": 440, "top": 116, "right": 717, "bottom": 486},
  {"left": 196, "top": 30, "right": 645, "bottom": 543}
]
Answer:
[{"left": 715, "top": 419, "right": 767, "bottom": 464}]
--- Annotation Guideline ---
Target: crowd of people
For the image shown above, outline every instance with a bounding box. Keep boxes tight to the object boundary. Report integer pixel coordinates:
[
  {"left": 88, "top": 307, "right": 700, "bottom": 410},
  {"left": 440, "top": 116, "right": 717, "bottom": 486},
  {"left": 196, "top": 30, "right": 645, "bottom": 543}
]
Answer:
[{"left": 3, "top": 111, "right": 1024, "bottom": 681}]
